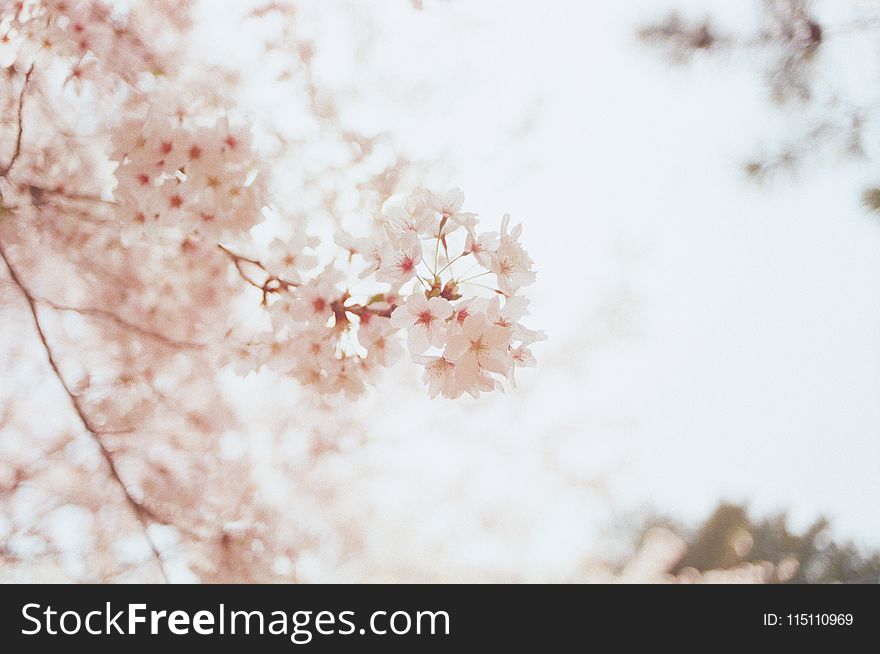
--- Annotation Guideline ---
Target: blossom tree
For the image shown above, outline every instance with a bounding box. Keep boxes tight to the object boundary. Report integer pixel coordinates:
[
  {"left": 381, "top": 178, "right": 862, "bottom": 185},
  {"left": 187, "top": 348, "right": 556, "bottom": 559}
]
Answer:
[{"left": 0, "top": 0, "right": 543, "bottom": 581}]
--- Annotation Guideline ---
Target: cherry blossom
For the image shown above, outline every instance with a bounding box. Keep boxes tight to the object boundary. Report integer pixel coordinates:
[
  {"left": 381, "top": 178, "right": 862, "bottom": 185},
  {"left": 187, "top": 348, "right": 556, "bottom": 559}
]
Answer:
[
  {"left": 428, "top": 187, "right": 476, "bottom": 232},
  {"left": 446, "top": 313, "right": 511, "bottom": 382},
  {"left": 385, "top": 204, "right": 431, "bottom": 235},
  {"left": 357, "top": 315, "right": 404, "bottom": 368},
  {"left": 390, "top": 292, "right": 453, "bottom": 354},
  {"left": 376, "top": 232, "right": 423, "bottom": 287},
  {"left": 264, "top": 234, "right": 318, "bottom": 283},
  {"left": 414, "top": 355, "right": 458, "bottom": 399},
  {"left": 282, "top": 266, "right": 340, "bottom": 326},
  {"left": 490, "top": 214, "right": 537, "bottom": 296},
  {"left": 509, "top": 343, "right": 538, "bottom": 387},
  {"left": 464, "top": 228, "right": 499, "bottom": 268},
  {"left": 110, "top": 109, "right": 265, "bottom": 242}
]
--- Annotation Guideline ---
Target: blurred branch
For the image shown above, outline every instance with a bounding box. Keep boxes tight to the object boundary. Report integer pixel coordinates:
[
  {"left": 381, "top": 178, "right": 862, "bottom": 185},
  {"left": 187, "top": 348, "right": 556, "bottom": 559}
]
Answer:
[
  {"left": 637, "top": 13, "right": 719, "bottom": 62},
  {"left": 0, "top": 64, "right": 34, "bottom": 180},
  {"left": 36, "top": 298, "right": 204, "bottom": 350},
  {"left": 0, "top": 239, "right": 171, "bottom": 583}
]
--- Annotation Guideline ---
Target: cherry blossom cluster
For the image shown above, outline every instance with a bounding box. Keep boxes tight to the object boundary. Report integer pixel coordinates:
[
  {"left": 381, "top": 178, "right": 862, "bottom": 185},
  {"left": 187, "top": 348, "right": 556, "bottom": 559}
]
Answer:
[
  {"left": 110, "top": 111, "right": 266, "bottom": 244},
  {"left": 376, "top": 189, "right": 544, "bottom": 398},
  {"left": 222, "top": 188, "right": 543, "bottom": 399},
  {"left": 0, "top": 0, "right": 187, "bottom": 80}
]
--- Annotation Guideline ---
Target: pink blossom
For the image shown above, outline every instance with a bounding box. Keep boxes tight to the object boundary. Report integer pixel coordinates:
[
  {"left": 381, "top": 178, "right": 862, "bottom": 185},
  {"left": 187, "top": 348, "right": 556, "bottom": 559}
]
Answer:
[
  {"left": 444, "top": 313, "right": 512, "bottom": 389},
  {"left": 464, "top": 228, "right": 499, "bottom": 268},
  {"left": 376, "top": 233, "right": 422, "bottom": 287},
  {"left": 413, "top": 355, "right": 459, "bottom": 399},
  {"left": 264, "top": 235, "right": 318, "bottom": 282},
  {"left": 490, "top": 214, "right": 536, "bottom": 296},
  {"left": 428, "top": 187, "right": 476, "bottom": 232},
  {"left": 390, "top": 292, "right": 453, "bottom": 354},
  {"left": 285, "top": 267, "right": 342, "bottom": 326},
  {"left": 358, "top": 315, "right": 404, "bottom": 368}
]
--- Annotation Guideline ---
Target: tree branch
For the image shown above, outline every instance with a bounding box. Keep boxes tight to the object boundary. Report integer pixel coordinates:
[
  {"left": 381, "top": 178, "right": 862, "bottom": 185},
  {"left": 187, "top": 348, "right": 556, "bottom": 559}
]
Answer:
[
  {"left": 0, "top": 64, "right": 35, "bottom": 179},
  {"left": 218, "top": 242, "right": 299, "bottom": 304},
  {"left": 0, "top": 240, "right": 171, "bottom": 583},
  {"left": 37, "top": 298, "right": 203, "bottom": 350}
]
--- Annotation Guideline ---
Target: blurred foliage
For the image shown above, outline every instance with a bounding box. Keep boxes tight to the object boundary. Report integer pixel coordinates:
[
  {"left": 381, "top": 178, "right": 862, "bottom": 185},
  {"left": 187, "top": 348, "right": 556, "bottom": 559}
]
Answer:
[
  {"left": 633, "top": 503, "right": 880, "bottom": 583},
  {"left": 861, "top": 187, "right": 880, "bottom": 214},
  {"left": 639, "top": 1, "right": 824, "bottom": 102},
  {"left": 639, "top": 0, "right": 880, "bottom": 210}
]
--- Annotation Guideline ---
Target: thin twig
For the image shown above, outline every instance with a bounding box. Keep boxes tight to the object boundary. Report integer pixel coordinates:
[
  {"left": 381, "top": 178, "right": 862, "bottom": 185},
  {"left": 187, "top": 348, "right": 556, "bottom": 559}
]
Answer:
[
  {"left": 36, "top": 186, "right": 118, "bottom": 206},
  {"left": 0, "top": 64, "right": 35, "bottom": 179},
  {"left": 218, "top": 243, "right": 265, "bottom": 290},
  {"left": 37, "top": 298, "right": 203, "bottom": 350},
  {"left": 218, "top": 242, "right": 299, "bottom": 304},
  {"left": 0, "top": 240, "right": 171, "bottom": 583},
  {"left": 344, "top": 303, "right": 393, "bottom": 319}
]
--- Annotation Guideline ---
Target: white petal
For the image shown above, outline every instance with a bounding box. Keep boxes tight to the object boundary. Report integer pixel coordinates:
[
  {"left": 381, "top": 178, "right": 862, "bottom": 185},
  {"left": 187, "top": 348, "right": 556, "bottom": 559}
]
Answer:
[
  {"left": 444, "top": 334, "right": 470, "bottom": 361},
  {"left": 390, "top": 305, "right": 413, "bottom": 329},
  {"left": 427, "top": 321, "right": 448, "bottom": 348},
  {"left": 427, "top": 296, "right": 453, "bottom": 319},
  {"left": 484, "top": 325, "right": 510, "bottom": 350},
  {"left": 462, "top": 313, "right": 487, "bottom": 340},
  {"left": 407, "top": 325, "right": 430, "bottom": 354},
  {"left": 407, "top": 291, "right": 428, "bottom": 314}
]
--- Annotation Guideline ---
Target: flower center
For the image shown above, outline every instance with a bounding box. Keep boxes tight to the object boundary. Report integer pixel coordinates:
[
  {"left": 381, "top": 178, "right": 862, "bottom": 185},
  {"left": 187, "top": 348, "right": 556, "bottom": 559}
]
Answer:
[
  {"left": 469, "top": 337, "right": 487, "bottom": 355},
  {"left": 416, "top": 310, "right": 434, "bottom": 327}
]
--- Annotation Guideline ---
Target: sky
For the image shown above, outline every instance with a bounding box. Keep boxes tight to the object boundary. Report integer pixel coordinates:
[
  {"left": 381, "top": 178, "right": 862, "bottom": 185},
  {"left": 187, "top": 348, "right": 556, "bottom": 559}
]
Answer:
[{"left": 197, "top": 0, "right": 880, "bottom": 578}]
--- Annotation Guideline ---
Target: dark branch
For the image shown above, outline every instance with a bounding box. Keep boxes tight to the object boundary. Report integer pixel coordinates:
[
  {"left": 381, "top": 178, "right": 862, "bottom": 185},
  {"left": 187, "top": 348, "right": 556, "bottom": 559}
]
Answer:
[
  {"left": 0, "top": 239, "right": 171, "bottom": 583},
  {"left": 218, "top": 242, "right": 299, "bottom": 304},
  {"left": 37, "top": 298, "right": 203, "bottom": 350},
  {"left": 0, "top": 64, "right": 35, "bottom": 179}
]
